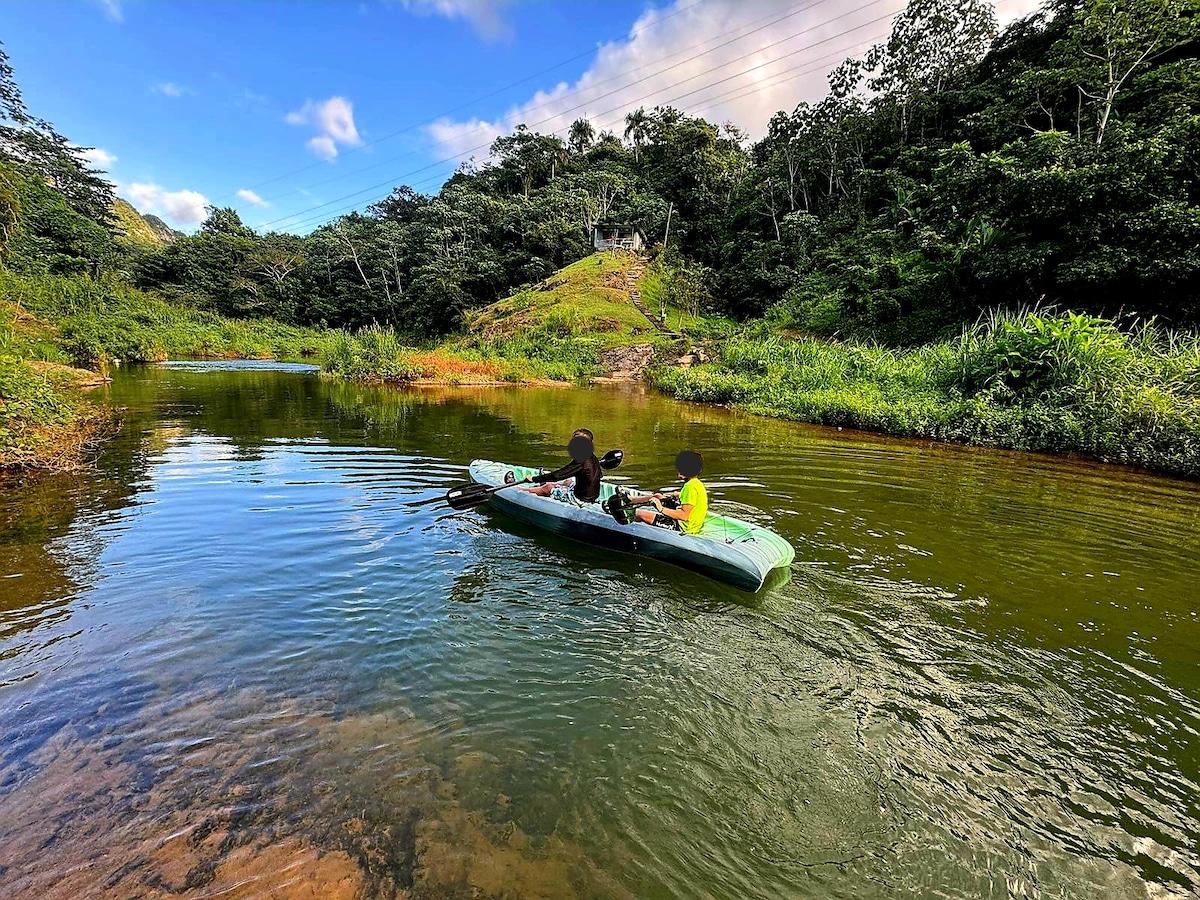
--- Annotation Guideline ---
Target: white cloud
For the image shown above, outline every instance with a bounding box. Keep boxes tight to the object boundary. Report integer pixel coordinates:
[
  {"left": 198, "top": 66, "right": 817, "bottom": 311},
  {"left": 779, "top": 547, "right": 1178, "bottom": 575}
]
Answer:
[
  {"left": 424, "top": 0, "right": 1055, "bottom": 157},
  {"left": 98, "top": 0, "right": 122, "bottom": 22},
  {"left": 154, "top": 82, "right": 189, "bottom": 97},
  {"left": 78, "top": 147, "right": 118, "bottom": 170},
  {"left": 286, "top": 97, "right": 363, "bottom": 160},
  {"left": 236, "top": 188, "right": 269, "bottom": 207},
  {"left": 396, "top": 0, "right": 513, "bottom": 41},
  {"left": 126, "top": 182, "right": 209, "bottom": 226},
  {"left": 307, "top": 136, "right": 339, "bottom": 160}
]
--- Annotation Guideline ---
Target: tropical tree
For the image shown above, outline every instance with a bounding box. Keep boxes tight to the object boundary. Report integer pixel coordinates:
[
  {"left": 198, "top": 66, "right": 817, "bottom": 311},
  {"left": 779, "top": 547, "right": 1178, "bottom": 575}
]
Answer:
[
  {"left": 1069, "top": 0, "right": 1198, "bottom": 145},
  {"left": 623, "top": 107, "right": 651, "bottom": 161},
  {"left": 568, "top": 117, "right": 595, "bottom": 154}
]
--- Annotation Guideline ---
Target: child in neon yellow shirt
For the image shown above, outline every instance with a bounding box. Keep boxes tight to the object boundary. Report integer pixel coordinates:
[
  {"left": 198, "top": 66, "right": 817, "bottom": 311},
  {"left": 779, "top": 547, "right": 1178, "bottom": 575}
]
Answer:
[{"left": 630, "top": 451, "right": 707, "bottom": 534}]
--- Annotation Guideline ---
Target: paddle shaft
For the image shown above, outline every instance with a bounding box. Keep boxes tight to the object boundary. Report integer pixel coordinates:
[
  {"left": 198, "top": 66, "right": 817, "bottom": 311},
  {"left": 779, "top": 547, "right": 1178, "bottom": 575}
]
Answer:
[{"left": 445, "top": 449, "right": 623, "bottom": 511}]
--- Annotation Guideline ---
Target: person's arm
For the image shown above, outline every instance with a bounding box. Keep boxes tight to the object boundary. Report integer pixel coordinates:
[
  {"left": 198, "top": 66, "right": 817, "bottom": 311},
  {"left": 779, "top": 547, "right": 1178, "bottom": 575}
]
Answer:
[
  {"left": 650, "top": 497, "right": 692, "bottom": 521},
  {"left": 525, "top": 458, "right": 583, "bottom": 484}
]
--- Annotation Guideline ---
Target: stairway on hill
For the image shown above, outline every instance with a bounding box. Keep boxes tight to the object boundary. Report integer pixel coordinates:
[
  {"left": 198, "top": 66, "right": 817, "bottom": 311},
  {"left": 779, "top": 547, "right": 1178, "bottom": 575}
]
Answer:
[{"left": 621, "top": 256, "right": 682, "bottom": 340}]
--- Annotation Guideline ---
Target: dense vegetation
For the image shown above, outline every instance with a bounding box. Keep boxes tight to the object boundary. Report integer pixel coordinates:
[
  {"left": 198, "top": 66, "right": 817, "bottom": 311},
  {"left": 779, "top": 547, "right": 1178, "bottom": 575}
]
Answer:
[
  {"left": 655, "top": 311, "right": 1200, "bottom": 477},
  {"left": 2, "top": 0, "right": 1199, "bottom": 475},
  {"left": 123, "top": 0, "right": 1200, "bottom": 342}
]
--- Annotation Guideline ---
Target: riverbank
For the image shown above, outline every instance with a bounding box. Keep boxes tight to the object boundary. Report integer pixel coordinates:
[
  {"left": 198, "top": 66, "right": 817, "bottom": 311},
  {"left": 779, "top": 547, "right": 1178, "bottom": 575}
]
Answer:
[
  {"left": 0, "top": 268, "right": 335, "bottom": 472},
  {"left": 653, "top": 311, "right": 1200, "bottom": 480},
  {"left": 0, "top": 355, "right": 117, "bottom": 472},
  {"left": 320, "top": 256, "right": 1200, "bottom": 481},
  {"left": 6, "top": 258, "right": 1199, "bottom": 481}
]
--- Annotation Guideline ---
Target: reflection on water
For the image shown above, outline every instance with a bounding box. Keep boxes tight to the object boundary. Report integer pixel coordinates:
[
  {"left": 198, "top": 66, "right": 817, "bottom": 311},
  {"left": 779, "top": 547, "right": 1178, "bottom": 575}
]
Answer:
[{"left": 0, "top": 365, "right": 1197, "bottom": 898}]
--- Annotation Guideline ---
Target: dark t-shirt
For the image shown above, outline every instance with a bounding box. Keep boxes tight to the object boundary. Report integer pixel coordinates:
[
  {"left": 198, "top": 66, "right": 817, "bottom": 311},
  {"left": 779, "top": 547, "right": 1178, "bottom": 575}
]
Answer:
[{"left": 532, "top": 455, "right": 602, "bottom": 502}]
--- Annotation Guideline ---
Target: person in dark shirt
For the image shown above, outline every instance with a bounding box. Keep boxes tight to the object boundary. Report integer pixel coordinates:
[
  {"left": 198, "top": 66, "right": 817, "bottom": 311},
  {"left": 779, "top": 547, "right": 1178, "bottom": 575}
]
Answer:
[{"left": 521, "top": 428, "right": 603, "bottom": 503}]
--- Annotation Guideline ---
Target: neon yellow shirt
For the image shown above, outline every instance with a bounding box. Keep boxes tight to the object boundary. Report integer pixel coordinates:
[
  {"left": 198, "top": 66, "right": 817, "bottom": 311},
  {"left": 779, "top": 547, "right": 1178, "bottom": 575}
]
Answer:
[{"left": 678, "top": 478, "right": 708, "bottom": 535}]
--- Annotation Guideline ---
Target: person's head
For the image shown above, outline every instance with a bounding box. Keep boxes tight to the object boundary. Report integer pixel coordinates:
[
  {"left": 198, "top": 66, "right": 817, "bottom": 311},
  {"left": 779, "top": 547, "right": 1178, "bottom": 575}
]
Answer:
[
  {"left": 568, "top": 428, "right": 595, "bottom": 462},
  {"left": 675, "top": 450, "right": 702, "bottom": 480}
]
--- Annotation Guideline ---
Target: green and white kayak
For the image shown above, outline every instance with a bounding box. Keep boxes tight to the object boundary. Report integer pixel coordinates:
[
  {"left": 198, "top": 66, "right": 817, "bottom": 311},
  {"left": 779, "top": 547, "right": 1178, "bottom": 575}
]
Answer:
[{"left": 468, "top": 459, "right": 795, "bottom": 592}]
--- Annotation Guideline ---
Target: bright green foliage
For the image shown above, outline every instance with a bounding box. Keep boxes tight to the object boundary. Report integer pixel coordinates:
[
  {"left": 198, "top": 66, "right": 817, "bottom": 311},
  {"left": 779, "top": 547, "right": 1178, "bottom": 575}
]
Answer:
[
  {"left": 0, "top": 158, "right": 118, "bottom": 276},
  {"left": 1, "top": 267, "right": 333, "bottom": 365},
  {"left": 723, "top": 0, "right": 1200, "bottom": 336},
  {"left": 655, "top": 311, "right": 1200, "bottom": 478}
]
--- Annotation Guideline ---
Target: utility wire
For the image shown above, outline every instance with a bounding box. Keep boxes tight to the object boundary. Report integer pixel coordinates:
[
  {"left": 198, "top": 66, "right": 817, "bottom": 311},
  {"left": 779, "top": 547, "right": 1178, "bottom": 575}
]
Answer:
[
  {"left": 276, "top": 5, "right": 897, "bottom": 232},
  {"left": 688, "top": 35, "right": 879, "bottom": 119},
  {"left": 271, "top": 0, "right": 897, "bottom": 232},
  {"left": 362, "top": 32, "right": 884, "bottom": 201},
  {"left": 378, "top": 30, "right": 882, "bottom": 206},
  {"left": 213, "top": 0, "right": 710, "bottom": 203},
  {"left": 261, "top": 0, "right": 850, "bottom": 228},
  {"left": 248, "top": 0, "right": 816, "bottom": 208}
]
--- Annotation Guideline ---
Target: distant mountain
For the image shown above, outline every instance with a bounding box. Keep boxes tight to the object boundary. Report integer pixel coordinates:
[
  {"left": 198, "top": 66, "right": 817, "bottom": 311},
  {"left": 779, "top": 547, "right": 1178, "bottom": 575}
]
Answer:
[
  {"left": 111, "top": 198, "right": 182, "bottom": 246},
  {"left": 141, "top": 213, "right": 182, "bottom": 244}
]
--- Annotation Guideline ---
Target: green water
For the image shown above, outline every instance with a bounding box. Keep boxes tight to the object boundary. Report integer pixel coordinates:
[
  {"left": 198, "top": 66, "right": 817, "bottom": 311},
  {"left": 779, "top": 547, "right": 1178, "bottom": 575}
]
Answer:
[{"left": 1, "top": 362, "right": 1197, "bottom": 899}]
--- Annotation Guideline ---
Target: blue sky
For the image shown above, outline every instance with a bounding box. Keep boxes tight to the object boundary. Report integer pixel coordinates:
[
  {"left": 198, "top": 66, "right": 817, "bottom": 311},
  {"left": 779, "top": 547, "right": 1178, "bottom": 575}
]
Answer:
[{"left": 3, "top": 0, "right": 1038, "bottom": 234}]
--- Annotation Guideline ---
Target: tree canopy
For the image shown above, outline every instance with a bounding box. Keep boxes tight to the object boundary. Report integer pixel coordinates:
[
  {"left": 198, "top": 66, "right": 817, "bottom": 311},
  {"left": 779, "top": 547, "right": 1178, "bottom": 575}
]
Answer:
[{"left": 2, "top": 0, "right": 1198, "bottom": 341}]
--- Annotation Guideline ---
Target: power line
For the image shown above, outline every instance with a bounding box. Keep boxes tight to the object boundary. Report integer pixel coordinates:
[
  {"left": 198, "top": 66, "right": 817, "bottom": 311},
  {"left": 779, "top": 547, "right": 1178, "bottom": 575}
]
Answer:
[
  {"left": 213, "top": 0, "right": 711, "bottom": 204},
  {"left": 688, "top": 35, "right": 879, "bottom": 119},
  {"left": 586, "top": 8, "right": 894, "bottom": 133},
  {"left": 276, "top": 7, "right": 891, "bottom": 235},
  {"left": 248, "top": 0, "right": 816, "bottom": 208},
  {"left": 260, "top": 0, "right": 852, "bottom": 229},
  {"left": 388, "top": 32, "right": 884, "bottom": 198},
  {"left": 267, "top": 0, "right": 894, "bottom": 232}
]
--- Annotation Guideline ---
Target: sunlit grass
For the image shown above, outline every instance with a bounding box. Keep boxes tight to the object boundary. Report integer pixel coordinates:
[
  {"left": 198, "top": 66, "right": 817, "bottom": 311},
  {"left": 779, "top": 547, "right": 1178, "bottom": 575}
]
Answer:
[
  {"left": 0, "top": 267, "right": 333, "bottom": 365},
  {"left": 654, "top": 310, "right": 1200, "bottom": 478}
]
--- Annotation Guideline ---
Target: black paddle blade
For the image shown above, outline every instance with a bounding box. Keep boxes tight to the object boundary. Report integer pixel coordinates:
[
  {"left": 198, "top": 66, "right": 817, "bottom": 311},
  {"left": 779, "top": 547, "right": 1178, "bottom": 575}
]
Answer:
[
  {"left": 599, "top": 449, "right": 624, "bottom": 470},
  {"left": 445, "top": 482, "right": 499, "bottom": 511},
  {"left": 602, "top": 489, "right": 637, "bottom": 525}
]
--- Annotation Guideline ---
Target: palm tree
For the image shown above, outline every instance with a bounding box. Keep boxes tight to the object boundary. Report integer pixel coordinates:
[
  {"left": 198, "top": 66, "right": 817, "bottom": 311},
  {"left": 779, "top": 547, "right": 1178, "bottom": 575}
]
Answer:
[
  {"left": 623, "top": 107, "right": 651, "bottom": 162},
  {"left": 568, "top": 117, "right": 595, "bottom": 155}
]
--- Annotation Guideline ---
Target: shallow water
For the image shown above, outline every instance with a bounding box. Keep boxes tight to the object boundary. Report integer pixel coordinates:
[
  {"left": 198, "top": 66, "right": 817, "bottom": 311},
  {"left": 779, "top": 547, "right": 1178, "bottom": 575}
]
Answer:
[{"left": 1, "top": 362, "right": 1197, "bottom": 899}]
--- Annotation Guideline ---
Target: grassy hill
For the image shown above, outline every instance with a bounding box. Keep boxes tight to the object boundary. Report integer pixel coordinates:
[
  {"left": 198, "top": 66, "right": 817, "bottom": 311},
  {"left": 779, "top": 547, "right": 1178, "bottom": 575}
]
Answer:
[
  {"left": 464, "top": 253, "right": 659, "bottom": 347},
  {"left": 323, "top": 252, "right": 692, "bottom": 384},
  {"left": 111, "top": 198, "right": 180, "bottom": 247}
]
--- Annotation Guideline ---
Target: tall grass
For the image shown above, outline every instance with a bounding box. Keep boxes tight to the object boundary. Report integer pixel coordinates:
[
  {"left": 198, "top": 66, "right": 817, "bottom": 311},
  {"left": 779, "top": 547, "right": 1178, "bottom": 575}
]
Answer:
[
  {"left": 320, "top": 325, "right": 604, "bottom": 384},
  {"left": 654, "top": 310, "right": 1200, "bottom": 479},
  {"left": 1, "top": 267, "right": 333, "bottom": 365}
]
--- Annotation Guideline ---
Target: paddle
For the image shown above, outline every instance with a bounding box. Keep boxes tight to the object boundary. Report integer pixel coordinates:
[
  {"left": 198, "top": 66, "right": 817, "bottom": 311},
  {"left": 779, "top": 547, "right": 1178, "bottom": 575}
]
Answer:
[
  {"left": 602, "top": 486, "right": 677, "bottom": 525},
  {"left": 444, "top": 449, "right": 623, "bottom": 511}
]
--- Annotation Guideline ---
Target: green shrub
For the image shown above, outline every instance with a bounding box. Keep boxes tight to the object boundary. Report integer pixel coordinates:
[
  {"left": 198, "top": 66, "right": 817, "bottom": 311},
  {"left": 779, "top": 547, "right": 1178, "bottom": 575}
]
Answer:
[{"left": 653, "top": 312, "right": 1200, "bottom": 479}]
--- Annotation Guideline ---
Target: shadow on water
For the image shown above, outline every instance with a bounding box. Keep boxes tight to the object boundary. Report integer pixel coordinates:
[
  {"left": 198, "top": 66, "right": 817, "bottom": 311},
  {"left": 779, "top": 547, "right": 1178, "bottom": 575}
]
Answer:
[{"left": 0, "top": 365, "right": 1197, "bottom": 898}]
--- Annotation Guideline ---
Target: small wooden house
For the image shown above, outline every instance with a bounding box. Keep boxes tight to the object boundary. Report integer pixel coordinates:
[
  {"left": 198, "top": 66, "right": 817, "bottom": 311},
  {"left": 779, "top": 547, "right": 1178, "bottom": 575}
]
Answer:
[{"left": 593, "top": 225, "right": 644, "bottom": 253}]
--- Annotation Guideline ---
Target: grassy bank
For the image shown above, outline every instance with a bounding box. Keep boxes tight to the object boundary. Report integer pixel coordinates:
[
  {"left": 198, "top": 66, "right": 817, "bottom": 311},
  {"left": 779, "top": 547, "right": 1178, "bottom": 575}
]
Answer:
[
  {"left": 654, "top": 311, "right": 1200, "bottom": 479},
  {"left": 1, "top": 297, "right": 116, "bottom": 472},
  {"left": 0, "top": 356, "right": 117, "bottom": 472},
  {"left": 2, "top": 267, "right": 333, "bottom": 365},
  {"left": 7, "top": 254, "right": 1199, "bottom": 481},
  {"left": 1, "top": 267, "right": 335, "bottom": 471}
]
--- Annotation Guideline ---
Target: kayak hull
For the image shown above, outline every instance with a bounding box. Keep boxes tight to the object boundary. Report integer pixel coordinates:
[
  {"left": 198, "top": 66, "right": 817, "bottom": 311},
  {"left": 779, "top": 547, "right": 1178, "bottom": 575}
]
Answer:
[{"left": 467, "top": 459, "right": 794, "bottom": 592}]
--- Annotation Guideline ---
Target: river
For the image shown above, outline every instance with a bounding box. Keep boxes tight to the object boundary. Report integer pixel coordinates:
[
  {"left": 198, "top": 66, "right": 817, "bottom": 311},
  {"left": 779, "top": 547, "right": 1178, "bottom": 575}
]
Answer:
[{"left": 1, "top": 361, "right": 1197, "bottom": 899}]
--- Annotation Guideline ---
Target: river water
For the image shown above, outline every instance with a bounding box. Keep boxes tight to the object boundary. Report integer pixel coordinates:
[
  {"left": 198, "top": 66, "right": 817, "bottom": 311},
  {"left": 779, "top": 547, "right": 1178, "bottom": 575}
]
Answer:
[{"left": 0, "top": 362, "right": 1197, "bottom": 899}]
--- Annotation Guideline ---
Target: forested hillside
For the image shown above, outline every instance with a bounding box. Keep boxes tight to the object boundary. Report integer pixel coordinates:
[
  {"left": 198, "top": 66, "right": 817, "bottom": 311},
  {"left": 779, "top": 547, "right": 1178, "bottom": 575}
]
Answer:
[{"left": 118, "top": 0, "right": 1200, "bottom": 342}]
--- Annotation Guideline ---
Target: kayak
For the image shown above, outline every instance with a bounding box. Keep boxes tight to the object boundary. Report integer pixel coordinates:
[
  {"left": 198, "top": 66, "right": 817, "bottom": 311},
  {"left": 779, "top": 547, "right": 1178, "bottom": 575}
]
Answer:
[{"left": 467, "top": 459, "right": 795, "bottom": 592}]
